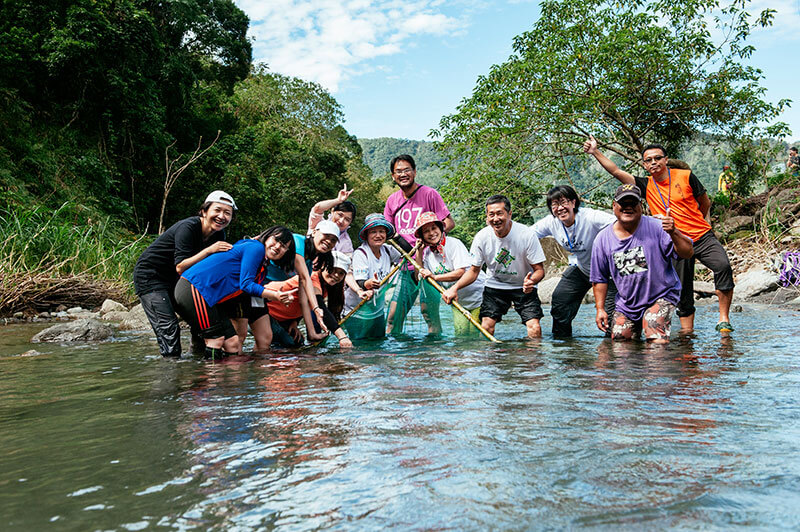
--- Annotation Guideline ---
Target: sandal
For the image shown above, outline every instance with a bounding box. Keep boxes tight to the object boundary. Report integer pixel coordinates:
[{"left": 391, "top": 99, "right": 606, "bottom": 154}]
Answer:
[{"left": 715, "top": 321, "right": 734, "bottom": 333}]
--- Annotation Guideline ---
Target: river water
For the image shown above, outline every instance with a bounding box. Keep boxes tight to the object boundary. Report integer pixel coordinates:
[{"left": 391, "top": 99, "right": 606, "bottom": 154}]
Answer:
[{"left": 2, "top": 303, "right": 800, "bottom": 530}]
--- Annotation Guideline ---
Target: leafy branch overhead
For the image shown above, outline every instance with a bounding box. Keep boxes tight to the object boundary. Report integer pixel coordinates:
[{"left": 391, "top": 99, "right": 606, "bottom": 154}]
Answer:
[{"left": 432, "top": 0, "right": 790, "bottom": 218}]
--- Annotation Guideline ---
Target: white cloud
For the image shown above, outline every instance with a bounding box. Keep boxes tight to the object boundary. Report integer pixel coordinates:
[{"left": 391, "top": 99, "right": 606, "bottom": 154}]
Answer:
[{"left": 236, "top": 0, "right": 464, "bottom": 92}]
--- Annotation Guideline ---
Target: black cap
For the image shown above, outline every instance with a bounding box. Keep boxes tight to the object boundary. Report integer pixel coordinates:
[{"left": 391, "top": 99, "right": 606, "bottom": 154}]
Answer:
[{"left": 613, "top": 184, "right": 642, "bottom": 202}]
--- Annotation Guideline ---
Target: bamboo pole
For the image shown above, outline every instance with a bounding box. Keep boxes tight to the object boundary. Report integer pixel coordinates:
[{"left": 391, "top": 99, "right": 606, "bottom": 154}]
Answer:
[
  {"left": 387, "top": 240, "right": 501, "bottom": 343},
  {"left": 337, "top": 241, "right": 422, "bottom": 326}
]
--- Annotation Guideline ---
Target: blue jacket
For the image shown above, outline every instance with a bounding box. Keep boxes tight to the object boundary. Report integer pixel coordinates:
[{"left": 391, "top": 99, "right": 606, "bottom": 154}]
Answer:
[{"left": 182, "top": 239, "right": 266, "bottom": 306}]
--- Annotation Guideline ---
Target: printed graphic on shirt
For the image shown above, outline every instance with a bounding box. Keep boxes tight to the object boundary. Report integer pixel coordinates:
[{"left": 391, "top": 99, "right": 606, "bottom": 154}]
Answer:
[
  {"left": 613, "top": 246, "right": 648, "bottom": 276},
  {"left": 495, "top": 247, "right": 515, "bottom": 268},
  {"left": 397, "top": 206, "right": 424, "bottom": 236},
  {"left": 434, "top": 263, "right": 451, "bottom": 275},
  {"left": 561, "top": 236, "right": 585, "bottom": 252}
]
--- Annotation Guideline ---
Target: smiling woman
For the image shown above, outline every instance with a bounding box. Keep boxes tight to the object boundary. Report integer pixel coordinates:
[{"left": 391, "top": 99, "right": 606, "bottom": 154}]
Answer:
[{"left": 133, "top": 191, "right": 237, "bottom": 358}]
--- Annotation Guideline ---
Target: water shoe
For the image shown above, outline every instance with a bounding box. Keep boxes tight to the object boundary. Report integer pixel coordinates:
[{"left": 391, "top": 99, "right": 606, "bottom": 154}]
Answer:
[{"left": 715, "top": 321, "right": 734, "bottom": 333}]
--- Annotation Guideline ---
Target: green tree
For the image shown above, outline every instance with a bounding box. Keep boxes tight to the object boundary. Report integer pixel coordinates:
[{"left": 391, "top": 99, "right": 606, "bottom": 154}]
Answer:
[
  {"left": 171, "top": 69, "right": 383, "bottom": 239},
  {"left": 432, "top": 0, "right": 789, "bottom": 221}
]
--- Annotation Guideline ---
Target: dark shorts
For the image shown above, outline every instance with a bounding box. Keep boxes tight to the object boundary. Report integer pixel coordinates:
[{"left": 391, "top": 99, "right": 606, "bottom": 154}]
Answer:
[
  {"left": 674, "top": 230, "right": 734, "bottom": 317},
  {"left": 173, "top": 278, "right": 237, "bottom": 340},
  {"left": 218, "top": 293, "right": 270, "bottom": 324},
  {"left": 480, "top": 286, "right": 543, "bottom": 324}
]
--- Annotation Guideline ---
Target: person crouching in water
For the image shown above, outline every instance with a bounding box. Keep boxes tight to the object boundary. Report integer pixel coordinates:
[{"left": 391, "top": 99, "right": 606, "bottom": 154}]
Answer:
[
  {"left": 590, "top": 185, "right": 694, "bottom": 343},
  {"left": 342, "top": 214, "right": 401, "bottom": 340},
  {"left": 265, "top": 250, "right": 353, "bottom": 348},
  {"left": 133, "top": 190, "right": 236, "bottom": 357},
  {"left": 414, "top": 211, "right": 487, "bottom": 337},
  {"left": 173, "top": 226, "right": 298, "bottom": 359}
]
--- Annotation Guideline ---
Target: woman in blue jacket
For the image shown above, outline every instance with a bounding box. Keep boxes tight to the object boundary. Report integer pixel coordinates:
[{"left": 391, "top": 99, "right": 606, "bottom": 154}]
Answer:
[{"left": 174, "top": 226, "right": 297, "bottom": 359}]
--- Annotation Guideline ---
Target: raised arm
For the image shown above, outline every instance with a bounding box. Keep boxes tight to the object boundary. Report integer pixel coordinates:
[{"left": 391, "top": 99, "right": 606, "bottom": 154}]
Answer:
[
  {"left": 308, "top": 184, "right": 353, "bottom": 231},
  {"left": 583, "top": 135, "right": 636, "bottom": 185}
]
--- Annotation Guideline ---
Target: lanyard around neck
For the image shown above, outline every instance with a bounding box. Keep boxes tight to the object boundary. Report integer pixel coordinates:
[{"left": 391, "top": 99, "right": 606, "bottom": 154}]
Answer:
[
  {"left": 560, "top": 220, "right": 575, "bottom": 251},
  {"left": 651, "top": 168, "right": 671, "bottom": 212}
]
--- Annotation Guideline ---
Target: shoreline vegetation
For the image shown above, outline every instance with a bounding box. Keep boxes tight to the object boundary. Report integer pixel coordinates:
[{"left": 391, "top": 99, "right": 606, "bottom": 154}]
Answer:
[
  {"left": 3, "top": 0, "right": 799, "bottom": 321},
  {"left": 0, "top": 200, "right": 146, "bottom": 315}
]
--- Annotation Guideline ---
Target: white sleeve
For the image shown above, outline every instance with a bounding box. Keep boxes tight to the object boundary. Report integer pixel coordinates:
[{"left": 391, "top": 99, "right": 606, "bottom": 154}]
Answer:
[
  {"left": 308, "top": 209, "right": 323, "bottom": 232},
  {"left": 588, "top": 208, "right": 616, "bottom": 229},
  {"left": 385, "top": 244, "right": 402, "bottom": 263},
  {"left": 449, "top": 238, "right": 472, "bottom": 270},
  {"left": 351, "top": 248, "right": 370, "bottom": 281},
  {"left": 531, "top": 217, "right": 554, "bottom": 239},
  {"left": 526, "top": 228, "right": 547, "bottom": 265},
  {"left": 469, "top": 232, "right": 485, "bottom": 268}
]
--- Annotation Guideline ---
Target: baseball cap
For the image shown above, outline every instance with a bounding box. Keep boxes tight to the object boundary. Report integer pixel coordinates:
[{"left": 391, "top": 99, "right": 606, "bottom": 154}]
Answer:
[
  {"left": 613, "top": 184, "right": 642, "bottom": 203},
  {"left": 204, "top": 190, "right": 237, "bottom": 210},
  {"left": 331, "top": 250, "right": 351, "bottom": 272},
  {"left": 315, "top": 220, "right": 341, "bottom": 240}
]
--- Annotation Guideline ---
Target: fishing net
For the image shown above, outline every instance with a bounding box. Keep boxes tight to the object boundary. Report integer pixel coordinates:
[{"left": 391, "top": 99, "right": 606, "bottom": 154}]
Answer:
[
  {"left": 386, "top": 268, "right": 444, "bottom": 335},
  {"left": 343, "top": 278, "right": 392, "bottom": 340}
]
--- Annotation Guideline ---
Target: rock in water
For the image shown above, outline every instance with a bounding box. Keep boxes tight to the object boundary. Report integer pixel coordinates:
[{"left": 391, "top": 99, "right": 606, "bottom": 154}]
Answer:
[
  {"left": 119, "top": 304, "right": 151, "bottom": 331},
  {"left": 100, "top": 299, "right": 127, "bottom": 315},
  {"left": 31, "top": 319, "right": 113, "bottom": 343},
  {"left": 102, "top": 310, "right": 130, "bottom": 322},
  {"left": 735, "top": 268, "right": 779, "bottom": 300},
  {"left": 536, "top": 277, "right": 561, "bottom": 305}
]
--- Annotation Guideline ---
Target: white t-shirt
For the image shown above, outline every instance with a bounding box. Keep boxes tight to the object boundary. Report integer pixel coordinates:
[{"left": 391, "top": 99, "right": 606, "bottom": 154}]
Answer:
[
  {"left": 421, "top": 236, "right": 486, "bottom": 310},
  {"left": 532, "top": 207, "right": 615, "bottom": 275},
  {"left": 470, "top": 222, "right": 546, "bottom": 290},
  {"left": 343, "top": 243, "right": 401, "bottom": 312}
]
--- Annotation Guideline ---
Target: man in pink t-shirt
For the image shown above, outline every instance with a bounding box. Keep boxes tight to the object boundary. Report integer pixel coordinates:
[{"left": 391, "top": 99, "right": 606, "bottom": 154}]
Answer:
[{"left": 383, "top": 154, "right": 455, "bottom": 334}]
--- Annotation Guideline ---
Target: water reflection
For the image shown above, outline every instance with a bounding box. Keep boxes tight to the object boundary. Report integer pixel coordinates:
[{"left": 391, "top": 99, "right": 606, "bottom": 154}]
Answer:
[{"left": 1, "top": 306, "right": 800, "bottom": 529}]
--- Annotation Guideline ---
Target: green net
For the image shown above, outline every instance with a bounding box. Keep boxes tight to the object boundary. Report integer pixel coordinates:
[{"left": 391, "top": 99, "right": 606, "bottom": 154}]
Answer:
[
  {"left": 386, "top": 268, "right": 444, "bottom": 335},
  {"left": 342, "top": 276, "right": 392, "bottom": 340}
]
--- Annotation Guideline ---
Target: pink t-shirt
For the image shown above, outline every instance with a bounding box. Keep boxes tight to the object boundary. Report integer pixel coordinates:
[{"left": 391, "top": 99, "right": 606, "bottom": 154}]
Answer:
[{"left": 383, "top": 185, "right": 451, "bottom": 246}]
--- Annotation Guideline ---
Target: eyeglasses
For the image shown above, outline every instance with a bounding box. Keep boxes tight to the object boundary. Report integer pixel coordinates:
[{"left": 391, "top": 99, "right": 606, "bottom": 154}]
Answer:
[
  {"left": 643, "top": 155, "right": 666, "bottom": 164},
  {"left": 393, "top": 168, "right": 414, "bottom": 176},
  {"left": 550, "top": 199, "right": 573, "bottom": 211}
]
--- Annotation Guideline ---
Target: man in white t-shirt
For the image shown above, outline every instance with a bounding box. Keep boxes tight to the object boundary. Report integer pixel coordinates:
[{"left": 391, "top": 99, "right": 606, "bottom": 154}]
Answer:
[
  {"left": 532, "top": 185, "right": 616, "bottom": 337},
  {"left": 442, "top": 195, "right": 546, "bottom": 338}
]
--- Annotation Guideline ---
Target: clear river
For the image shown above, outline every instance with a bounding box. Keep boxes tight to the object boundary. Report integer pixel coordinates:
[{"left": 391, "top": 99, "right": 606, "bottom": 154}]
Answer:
[{"left": 1, "top": 303, "right": 799, "bottom": 530}]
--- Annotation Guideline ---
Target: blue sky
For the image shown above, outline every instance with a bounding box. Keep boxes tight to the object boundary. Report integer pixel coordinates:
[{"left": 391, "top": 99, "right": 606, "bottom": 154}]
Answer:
[{"left": 234, "top": 0, "right": 800, "bottom": 143}]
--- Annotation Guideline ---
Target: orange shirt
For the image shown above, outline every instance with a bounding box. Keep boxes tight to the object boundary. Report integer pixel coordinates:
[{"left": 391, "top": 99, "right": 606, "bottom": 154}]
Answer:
[
  {"left": 266, "top": 271, "right": 322, "bottom": 322},
  {"left": 637, "top": 169, "right": 710, "bottom": 242}
]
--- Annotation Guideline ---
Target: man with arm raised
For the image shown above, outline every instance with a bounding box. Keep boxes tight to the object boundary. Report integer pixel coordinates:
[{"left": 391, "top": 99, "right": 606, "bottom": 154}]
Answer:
[{"left": 583, "top": 136, "right": 735, "bottom": 335}]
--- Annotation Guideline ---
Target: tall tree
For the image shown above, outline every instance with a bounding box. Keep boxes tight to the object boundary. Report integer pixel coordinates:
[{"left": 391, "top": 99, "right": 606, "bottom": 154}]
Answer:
[{"left": 432, "top": 0, "right": 790, "bottom": 218}]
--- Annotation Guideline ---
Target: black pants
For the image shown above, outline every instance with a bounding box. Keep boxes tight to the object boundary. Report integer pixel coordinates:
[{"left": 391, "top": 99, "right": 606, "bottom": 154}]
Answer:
[
  {"left": 139, "top": 289, "right": 182, "bottom": 357},
  {"left": 551, "top": 265, "right": 617, "bottom": 337},
  {"left": 674, "top": 231, "right": 734, "bottom": 318}
]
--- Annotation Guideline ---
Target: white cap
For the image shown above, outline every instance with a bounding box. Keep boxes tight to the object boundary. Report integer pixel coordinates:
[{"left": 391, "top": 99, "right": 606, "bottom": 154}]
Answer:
[
  {"left": 316, "top": 220, "right": 340, "bottom": 239},
  {"left": 204, "top": 190, "right": 237, "bottom": 210},
  {"left": 331, "top": 250, "right": 351, "bottom": 272}
]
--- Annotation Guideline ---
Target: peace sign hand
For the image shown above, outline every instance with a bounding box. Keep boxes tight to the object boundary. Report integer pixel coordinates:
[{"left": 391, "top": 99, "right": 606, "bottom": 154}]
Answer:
[{"left": 337, "top": 183, "right": 354, "bottom": 203}]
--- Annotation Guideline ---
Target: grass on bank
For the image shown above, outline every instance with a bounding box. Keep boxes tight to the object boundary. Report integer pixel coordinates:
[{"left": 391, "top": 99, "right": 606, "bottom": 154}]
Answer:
[{"left": 0, "top": 200, "right": 149, "bottom": 316}]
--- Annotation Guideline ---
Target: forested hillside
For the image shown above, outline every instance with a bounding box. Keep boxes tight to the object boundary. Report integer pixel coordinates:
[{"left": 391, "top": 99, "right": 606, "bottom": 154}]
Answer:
[{"left": 0, "top": 1, "right": 384, "bottom": 312}]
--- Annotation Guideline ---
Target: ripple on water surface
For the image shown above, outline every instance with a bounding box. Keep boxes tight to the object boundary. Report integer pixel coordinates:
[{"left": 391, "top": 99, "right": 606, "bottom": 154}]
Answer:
[{"left": 1, "top": 304, "right": 800, "bottom": 529}]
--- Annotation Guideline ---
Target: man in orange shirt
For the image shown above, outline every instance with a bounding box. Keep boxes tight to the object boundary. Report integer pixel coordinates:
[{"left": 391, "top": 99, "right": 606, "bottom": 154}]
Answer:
[{"left": 583, "top": 136, "right": 734, "bottom": 334}]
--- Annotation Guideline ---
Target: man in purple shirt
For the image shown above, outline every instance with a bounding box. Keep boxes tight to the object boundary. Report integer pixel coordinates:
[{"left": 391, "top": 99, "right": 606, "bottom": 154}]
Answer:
[
  {"left": 590, "top": 184, "right": 694, "bottom": 343},
  {"left": 383, "top": 154, "right": 455, "bottom": 333}
]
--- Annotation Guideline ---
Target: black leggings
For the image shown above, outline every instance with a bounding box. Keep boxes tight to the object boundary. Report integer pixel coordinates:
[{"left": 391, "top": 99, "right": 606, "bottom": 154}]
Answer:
[{"left": 173, "top": 277, "right": 237, "bottom": 340}]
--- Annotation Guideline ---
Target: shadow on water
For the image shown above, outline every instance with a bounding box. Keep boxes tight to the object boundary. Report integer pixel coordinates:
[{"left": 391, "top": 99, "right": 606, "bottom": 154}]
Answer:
[{"left": 1, "top": 304, "right": 800, "bottom": 529}]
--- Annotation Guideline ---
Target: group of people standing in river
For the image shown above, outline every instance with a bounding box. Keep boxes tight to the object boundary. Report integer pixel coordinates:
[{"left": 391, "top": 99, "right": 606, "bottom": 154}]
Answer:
[{"left": 133, "top": 136, "right": 736, "bottom": 358}]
